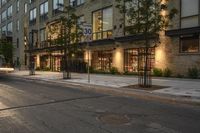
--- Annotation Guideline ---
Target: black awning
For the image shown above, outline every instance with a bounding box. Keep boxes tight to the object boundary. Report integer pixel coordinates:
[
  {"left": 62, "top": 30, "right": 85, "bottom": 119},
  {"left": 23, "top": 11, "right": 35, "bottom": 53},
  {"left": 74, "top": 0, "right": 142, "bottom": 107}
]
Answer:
[
  {"left": 165, "top": 26, "right": 200, "bottom": 36},
  {"left": 115, "top": 34, "right": 158, "bottom": 43},
  {"left": 89, "top": 39, "right": 115, "bottom": 46}
]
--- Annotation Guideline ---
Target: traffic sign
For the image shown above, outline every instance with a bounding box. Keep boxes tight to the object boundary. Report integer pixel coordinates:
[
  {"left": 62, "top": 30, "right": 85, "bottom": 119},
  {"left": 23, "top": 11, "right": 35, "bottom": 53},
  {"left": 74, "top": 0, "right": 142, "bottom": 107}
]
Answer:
[{"left": 82, "top": 24, "right": 92, "bottom": 36}]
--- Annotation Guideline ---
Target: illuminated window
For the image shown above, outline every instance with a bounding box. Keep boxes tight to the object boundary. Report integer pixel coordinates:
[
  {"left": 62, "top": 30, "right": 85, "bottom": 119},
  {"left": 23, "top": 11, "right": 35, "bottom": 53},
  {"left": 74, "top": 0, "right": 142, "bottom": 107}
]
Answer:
[
  {"left": 92, "top": 50, "right": 113, "bottom": 71},
  {"left": 180, "top": 35, "right": 199, "bottom": 53},
  {"left": 124, "top": 48, "right": 155, "bottom": 72},
  {"left": 92, "top": 7, "right": 113, "bottom": 40}
]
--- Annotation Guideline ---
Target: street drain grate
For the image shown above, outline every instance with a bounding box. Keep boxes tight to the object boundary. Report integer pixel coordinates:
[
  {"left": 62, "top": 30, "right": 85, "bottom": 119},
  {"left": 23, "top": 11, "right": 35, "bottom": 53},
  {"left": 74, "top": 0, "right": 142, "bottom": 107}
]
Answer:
[{"left": 97, "top": 113, "right": 130, "bottom": 125}]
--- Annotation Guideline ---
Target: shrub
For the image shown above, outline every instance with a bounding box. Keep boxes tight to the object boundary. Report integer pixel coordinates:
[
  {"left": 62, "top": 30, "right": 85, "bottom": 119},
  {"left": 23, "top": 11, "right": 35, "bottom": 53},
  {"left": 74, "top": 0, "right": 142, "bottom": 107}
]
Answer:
[
  {"left": 124, "top": 71, "right": 138, "bottom": 75},
  {"left": 43, "top": 67, "right": 51, "bottom": 71},
  {"left": 188, "top": 67, "right": 199, "bottom": 79},
  {"left": 109, "top": 67, "right": 119, "bottom": 74},
  {"left": 92, "top": 69, "right": 110, "bottom": 74},
  {"left": 163, "top": 68, "right": 172, "bottom": 77},
  {"left": 153, "top": 68, "right": 163, "bottom": 77},
  {"left": 89, "top": 66, "right": 94, "bottom": 73},
  {"left": 35, "top": 67, "right": 41, "bottom": 71},
  {"left": 176, "top": 74, "right": 184, "bottom": 78}
]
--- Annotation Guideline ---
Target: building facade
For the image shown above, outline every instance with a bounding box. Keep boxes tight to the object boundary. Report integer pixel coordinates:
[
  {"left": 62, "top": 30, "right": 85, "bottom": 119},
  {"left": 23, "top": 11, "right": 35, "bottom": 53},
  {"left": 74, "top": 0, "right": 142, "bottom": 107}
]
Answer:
[{"left": 0, "top": 0, "right": 200, "bottom": 76}]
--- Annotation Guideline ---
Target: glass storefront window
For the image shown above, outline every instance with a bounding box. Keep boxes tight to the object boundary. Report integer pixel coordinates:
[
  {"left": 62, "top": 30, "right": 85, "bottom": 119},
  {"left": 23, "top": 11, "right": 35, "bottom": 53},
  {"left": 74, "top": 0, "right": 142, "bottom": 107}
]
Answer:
[
  {"left": 124, "top": 49, "right": 138, "bottom": 72},
  {"left": 92, "top": 50, "right": 112, "bottom": 71},
  {"left": 124, "top": 48, "right": 155, "bottom": 72}
]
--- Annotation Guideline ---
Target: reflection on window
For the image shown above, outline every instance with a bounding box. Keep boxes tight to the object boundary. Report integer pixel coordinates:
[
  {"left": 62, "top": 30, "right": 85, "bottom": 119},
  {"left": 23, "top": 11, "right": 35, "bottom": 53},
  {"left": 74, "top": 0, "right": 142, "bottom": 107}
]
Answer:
[
  {"left": 7, "top": 22, "right": 12, "bottom": 35},
  {"left": 40, "top": 1, "right": 48, "bottom": 21},
  {"left": 1, "top": 10, "right": 6, "bottom": 22},
  {"left": 7, "top": 5, "right": 12, "bottom": 18},
  {"left": 92, "top": 7, "right": 113, "bottom": 40},
  {"left": 53, "top": 0, "right": 63, "bottom": 15},
  {"left": 1, "top": 25, "right": 6, "bottom": 35},
  {"left": 180, "top": 35, "right": 199, "bottom": 53},
  {"left": 29, "top": 8, "right": 37, "bottom": 25}
]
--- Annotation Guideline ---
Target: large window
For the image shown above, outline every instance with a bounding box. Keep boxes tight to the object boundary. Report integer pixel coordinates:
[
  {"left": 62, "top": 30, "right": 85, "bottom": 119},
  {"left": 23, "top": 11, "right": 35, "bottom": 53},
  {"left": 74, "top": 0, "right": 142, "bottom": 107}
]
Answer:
[
  {"left": 29, "top": 8, "right": 37, "bottom": 25},
  {"left": 124, "top": 49, "right": 138, "bottom": 72},
  {"left": 40, "top": 28, "right": 46, "bottom": 42},
  {"left": 181, "top": 0, "right": 199, "bottom": 28},
  {"left": 53, "top": 0, "right": 64, "bottom": 15},
  {"left": 92, "top": 7, "right": 113, "bottom": 40},
  {"left": 1, "top": 0, "right": 6, "bottom": 7},
  {"left": 40, "top": 1, "right": 48, "bottom": 21},
  {"left": 16, "top": 0, "right": 19, "bottom": 12},
  {"left": 124, "top": 48, "right": 155, "bottom": 72},
  {"left": 7, "top": 22, "right": 12, "bottom": 35},
  {"left": 1, "top": 25, "right": 6, "bottom": 35},
  {"left": 24, "top": 3, "right": 27, "bottom": 13},
  {"left": 92, "top": 50, "right": 113, "bottom": 71},
  {"left": 1, "top": 10, "right": 6, "bottom": 22},
  {"left": 7, "top": 5, "right": 12, "bottom": 18},
  {"left": 180, "top": 35, "right": 199, "bottom": 53}
]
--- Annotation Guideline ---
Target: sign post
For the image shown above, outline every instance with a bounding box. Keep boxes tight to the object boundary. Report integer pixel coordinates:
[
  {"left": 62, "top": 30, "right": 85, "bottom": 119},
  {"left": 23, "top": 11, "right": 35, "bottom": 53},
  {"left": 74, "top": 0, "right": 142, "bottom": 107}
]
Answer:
[{"left": 83, "top": 24, "right": 92, "bottom": 83}]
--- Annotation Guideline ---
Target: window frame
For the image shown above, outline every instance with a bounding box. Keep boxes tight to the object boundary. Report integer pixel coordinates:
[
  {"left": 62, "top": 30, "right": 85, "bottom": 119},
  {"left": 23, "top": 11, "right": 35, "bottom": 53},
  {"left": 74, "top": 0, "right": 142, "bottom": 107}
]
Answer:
[
  {"left": 179, "top": 34, "right": 200, "bottom": 53},
  {"left": 92, "top": 6, "right": 113, "bottom": 40}
]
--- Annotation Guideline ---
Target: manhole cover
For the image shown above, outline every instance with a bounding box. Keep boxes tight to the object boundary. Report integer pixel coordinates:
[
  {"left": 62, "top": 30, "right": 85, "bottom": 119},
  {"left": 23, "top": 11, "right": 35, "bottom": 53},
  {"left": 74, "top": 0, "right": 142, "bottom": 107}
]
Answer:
[{"left": 97, "top": 113, "right": 130, "bottom": 125}]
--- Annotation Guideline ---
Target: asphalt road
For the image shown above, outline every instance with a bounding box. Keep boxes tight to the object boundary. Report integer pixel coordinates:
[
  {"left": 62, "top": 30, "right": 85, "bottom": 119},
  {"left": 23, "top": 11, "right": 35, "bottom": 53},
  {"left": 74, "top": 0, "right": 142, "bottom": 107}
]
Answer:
[{"left": 0, "top": 75, "right": 200, "bottom": 133}]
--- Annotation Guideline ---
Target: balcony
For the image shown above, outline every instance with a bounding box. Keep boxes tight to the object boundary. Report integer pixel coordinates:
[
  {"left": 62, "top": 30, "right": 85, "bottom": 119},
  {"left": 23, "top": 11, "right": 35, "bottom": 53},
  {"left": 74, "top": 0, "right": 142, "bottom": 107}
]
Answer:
[{"left": 92, "top": 30, "right": 113, "bottom": 41}]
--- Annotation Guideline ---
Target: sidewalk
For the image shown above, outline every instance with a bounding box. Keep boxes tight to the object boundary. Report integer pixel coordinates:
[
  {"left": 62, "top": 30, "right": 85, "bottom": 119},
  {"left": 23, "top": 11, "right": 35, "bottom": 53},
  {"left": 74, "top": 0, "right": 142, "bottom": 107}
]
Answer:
[{"left": 9, "top": 70, "right": 200, "bottom": 104}]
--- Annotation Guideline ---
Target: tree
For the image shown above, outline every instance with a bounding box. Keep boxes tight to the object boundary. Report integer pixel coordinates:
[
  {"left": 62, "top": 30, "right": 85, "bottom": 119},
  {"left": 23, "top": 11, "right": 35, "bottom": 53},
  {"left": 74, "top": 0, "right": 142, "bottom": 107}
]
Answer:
[
  {"left": 116, "top": 0, "right": 177, "bottom": 87},
  {"left": 0, "top": 39, "right": 13, "bottom": 66},
  {"left": 49, "top": 4, "right": 82, "bottom": 79}
]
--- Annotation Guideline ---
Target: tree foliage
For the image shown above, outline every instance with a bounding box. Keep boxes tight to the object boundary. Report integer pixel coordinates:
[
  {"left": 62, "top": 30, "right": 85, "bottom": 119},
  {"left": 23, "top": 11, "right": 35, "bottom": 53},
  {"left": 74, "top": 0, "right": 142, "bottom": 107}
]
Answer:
[
  {"left": 0, "top": 39, "right": 13, "bottom": 65},
  {"left": 48, "top": 5, "right": 83, "bottom": 58},
  {"left": 116, "top": 0, "right": 178, "bottom": 35},
  {"left": 116, "top": 0, "right": 177, "bottom": 87}
]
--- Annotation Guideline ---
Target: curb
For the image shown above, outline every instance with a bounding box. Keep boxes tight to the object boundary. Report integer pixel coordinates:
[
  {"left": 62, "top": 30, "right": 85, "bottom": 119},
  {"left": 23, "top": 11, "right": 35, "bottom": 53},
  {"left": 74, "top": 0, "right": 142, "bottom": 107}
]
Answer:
[{"left": 7, "top": 74, "right": 200, "bottom": 106}]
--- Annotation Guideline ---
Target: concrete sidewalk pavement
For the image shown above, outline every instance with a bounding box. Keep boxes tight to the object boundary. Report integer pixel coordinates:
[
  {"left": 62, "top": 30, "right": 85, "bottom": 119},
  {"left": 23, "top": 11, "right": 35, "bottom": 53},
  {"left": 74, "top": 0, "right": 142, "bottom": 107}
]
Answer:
[{"left": 8, "top": 70, "right": 200, "bottom": 104}]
